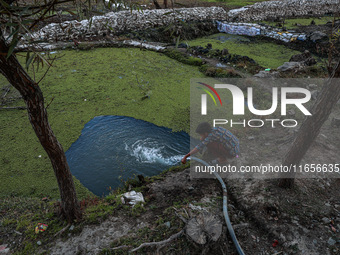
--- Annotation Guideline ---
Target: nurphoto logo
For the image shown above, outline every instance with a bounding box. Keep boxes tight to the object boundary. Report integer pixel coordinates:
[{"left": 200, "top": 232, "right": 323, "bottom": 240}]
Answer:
[{"left": 197, "top": 80, "right": 312, "bottom": 128}]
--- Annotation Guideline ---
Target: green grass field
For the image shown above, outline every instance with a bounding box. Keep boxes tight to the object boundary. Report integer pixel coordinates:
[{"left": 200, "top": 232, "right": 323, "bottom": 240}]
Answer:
[
  {"left": 0, "top": 48, "right": 205, "bottom": 199},
  {"left": 184, "top": 33, "right": 303, "bottom": 69}
]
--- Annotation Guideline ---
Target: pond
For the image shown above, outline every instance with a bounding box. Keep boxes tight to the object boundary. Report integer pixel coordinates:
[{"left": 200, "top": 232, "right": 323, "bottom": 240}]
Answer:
[{"left": 65, "top": 116, "right": 190, "bottom": 196}]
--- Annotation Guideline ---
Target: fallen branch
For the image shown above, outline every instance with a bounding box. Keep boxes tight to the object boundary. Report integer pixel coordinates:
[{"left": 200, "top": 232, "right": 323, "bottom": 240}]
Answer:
[
  {"left": 54, "top": 223, "right": 71, "bottom": 237},
  {"left": 108, "top": 245, "right": 132, "bottom": 251},
  {"left": 129, "top": 229, "right": 184, "bottom": 253},
  {"left": 1, "top": 86, "right": 10, "bottom": 98},
  {"left": 233, "top": 223, "right": 249, "bottom": 230},
  {"left": 0, "top": 106, "right": 26, "bottom": 110},
  {"left": 175, "top": 212, "right": 188, "bottom": 223}
]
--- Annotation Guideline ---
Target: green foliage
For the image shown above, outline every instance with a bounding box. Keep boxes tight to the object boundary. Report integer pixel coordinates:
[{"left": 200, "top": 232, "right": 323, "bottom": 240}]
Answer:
[
  {"left": 164, "top": 49, "right": 203, "bottom": 66},
  {"left": 131, "top": 202, "right": 146, "bottom": 217}
]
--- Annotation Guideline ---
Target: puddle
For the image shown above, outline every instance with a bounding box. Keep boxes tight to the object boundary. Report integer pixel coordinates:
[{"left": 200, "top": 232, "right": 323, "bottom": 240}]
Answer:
[{"left": 66, "top": 116, "right": 190, "bottom": 196}]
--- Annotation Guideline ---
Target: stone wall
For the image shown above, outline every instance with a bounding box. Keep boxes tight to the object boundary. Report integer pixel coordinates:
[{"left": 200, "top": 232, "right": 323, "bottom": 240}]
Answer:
[
  {"left": 228, "top": 0, "right": 340, "bottom": 22},
  {"left": 22, "top": 7, "right": 227, "bottom": 44}
]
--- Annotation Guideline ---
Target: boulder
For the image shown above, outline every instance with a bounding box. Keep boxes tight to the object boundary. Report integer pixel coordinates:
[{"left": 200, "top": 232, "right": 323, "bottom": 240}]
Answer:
[
  {"left": 309, "top": 31, "right": 328, "bottom": 42},
  {"left": 289, "top": 50, "right": 316, "bottom": 66},
  {"left": 277, "top": 62, "right": 302, "bottom": 72},
  {"left": 331, "top": 117, "right": 340, "bottom": 128},
  {"left": 254, "top": 70, "right": 279, "bottom": 78}
]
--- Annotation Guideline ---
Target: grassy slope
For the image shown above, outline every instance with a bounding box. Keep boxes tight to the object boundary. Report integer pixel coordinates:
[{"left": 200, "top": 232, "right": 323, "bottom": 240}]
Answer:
[
  {"left": 185, "top": 33, "right": 302, "bottom": 69},
  {"left": 0, "top": 48, "right": 204, "bottom": 199},
  {"left": 204, "top": 0, "right": 268, "bottom": 8}
]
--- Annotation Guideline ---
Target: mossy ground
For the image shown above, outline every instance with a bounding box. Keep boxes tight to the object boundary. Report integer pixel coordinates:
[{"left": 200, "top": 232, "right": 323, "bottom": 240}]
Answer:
[
  {"left": 0, "top": 47, "right": 204, "bottom": 199},
  {"left": 184, "top": 33, "right": 303, "bottom": 69}
]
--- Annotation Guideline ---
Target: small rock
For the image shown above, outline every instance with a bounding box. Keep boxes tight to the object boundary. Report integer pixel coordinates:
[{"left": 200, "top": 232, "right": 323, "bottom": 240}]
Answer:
[
  {"left": 288, "top": 109, "right": 295, "bottom": 116},
  {"left": 331, "top": 117, "right": 340, "bottom": 128},
  {"left": 277, "top": 62, "right": 302, "bottom": 72},
  {"left": 247, "top": 136, "right": 255, "bottom": 140},
  {"left": 311, "top": 90, "right": 319, "bottom": 100},
  {"left": 254, "top": 70, "right": 279, "bottom": 78},
  {"left": 328, "top": 237, "right": 336, "bottom": 246},
  {"left": 325, "top": 203, "right": 331, "bottom": 207},
  {"left": 221, "top": 48, "right": 229, "bottom": 55},
  {"left": 308, "top": 84, "right": 318, "bottom": 89},
  {"left": 37, "top": 241, "right": 42, "bottom": 246},
  {"left": 69, "top": 225, "right": 75, "bottom": 231},
  {"left": 313, "top": 239, "right": 318, "bottom": 245},
  {"left": 289, "top": 50, "right": 316, "bottom": 66},
  {"left": 309, "top": 31, "right": 328, "bottom": 42},
  {"left": 177, "top": 43, "right": 188, "bottom": 49},
  {"left": 164, "top": 221, "right": 171, "bottom": 228},
  {"left": 322, "top": 217, "right": 330, "bottom": 224}
]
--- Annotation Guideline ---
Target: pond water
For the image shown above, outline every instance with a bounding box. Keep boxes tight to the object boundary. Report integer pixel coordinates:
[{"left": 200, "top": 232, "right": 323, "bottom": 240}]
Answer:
[{"left": 66, "top": 116, "right": 190, "bottom": 196}]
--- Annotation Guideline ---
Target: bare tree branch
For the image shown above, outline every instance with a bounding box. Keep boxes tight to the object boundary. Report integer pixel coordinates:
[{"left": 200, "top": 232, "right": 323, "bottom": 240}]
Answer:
[{"left": 129, "top": 230, "right": 184, "bottom": 253}]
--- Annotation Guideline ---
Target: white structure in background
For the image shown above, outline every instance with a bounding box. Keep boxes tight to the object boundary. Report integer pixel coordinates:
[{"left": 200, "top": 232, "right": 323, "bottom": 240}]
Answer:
[{"left": 217, "top": 21, "right": 307, "bottom": 43}]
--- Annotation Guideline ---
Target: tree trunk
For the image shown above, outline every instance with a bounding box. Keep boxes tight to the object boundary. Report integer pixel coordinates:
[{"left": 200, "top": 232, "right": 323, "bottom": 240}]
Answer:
[
  {"left": 164, "top": 0, "right": 168, "bottom": 8},
  {"left": 0, "top": 33, "right": 81, "bottom": 222},
  {"left": 153, "top": 0, "right": 161, "bottom": 9},
  {"left": 278, "top": 61, "right": 340, "bottom": 188}
]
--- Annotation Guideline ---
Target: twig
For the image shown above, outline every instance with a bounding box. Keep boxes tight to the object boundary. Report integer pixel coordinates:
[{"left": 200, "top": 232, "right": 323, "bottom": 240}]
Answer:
[
  {"left": 54, "top": 223, "right": 71, "bottom": 237},
  {"left": 45, "top": 96, "right": 55, "bottom": 109},
  {"left": 129, "top": 229, "right": 184, "bottom": 253},
  {"left": 175, "top": 211, "right": 187, "bottom": 224},
  {"left": 182, "top": 207, "right": 189, "bottom": 218},
  {"left": 0, "top": 106, "right": 26, "bottom": 110},
  {"left": 1, "top": 85, "right": 10, "bottom": 99},
  {"left": 37, "top": 56, "right": 56, "bottom": 84},
  {"left": 233, "top": 223, "right": 249, "bottom": 230},
  {"left": 28, "top": 0, "right": 59, "bottom": 31},
  {"left": 108, "top": 245, "right": 131, "bottom": 251}
]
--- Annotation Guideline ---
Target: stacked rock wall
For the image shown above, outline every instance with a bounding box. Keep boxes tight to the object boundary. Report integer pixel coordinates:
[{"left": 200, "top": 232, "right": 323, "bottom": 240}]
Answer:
[
  {"left": 22, "top": 7, "right": 227, "bottom": 44},
  {"left": 228, "top": 0, "right": 340, "bottom": 22}
]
